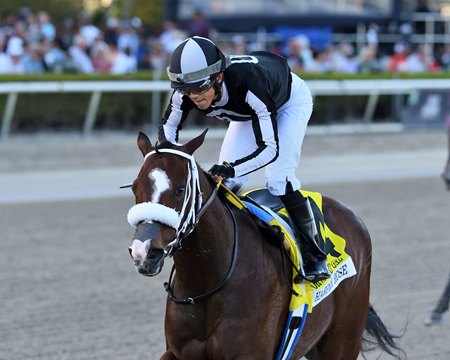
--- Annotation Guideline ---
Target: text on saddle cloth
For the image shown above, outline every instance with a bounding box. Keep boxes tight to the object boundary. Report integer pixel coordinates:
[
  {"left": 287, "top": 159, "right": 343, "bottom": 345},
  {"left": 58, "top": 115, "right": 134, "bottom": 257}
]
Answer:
[{"left": 219, "top": 184, "right": 357, "bottom": 312}]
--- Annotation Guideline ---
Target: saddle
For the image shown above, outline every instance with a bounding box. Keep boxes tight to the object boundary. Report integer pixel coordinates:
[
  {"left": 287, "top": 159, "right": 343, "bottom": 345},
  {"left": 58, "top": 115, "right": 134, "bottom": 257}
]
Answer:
[{"left": 217, "top": 182, "right": 356, "bottom": 310}]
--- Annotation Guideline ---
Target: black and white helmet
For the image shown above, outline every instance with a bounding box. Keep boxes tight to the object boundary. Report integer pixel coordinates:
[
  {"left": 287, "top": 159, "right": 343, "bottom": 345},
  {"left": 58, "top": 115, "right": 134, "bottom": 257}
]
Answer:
[{"left": 167, "top": 36, "right": 228, "bottom": 90}]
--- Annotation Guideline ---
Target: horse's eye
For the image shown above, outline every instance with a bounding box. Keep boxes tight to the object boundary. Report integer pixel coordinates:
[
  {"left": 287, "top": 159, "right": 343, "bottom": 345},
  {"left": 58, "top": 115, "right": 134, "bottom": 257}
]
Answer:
[{"left": 176, "top": 186, "right": 185, "bottom": 197}]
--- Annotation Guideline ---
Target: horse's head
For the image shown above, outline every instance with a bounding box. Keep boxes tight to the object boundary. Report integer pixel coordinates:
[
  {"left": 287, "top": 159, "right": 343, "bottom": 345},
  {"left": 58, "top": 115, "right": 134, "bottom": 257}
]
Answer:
[{"left": 127, "top": 129, "right": 208, "bottom": 276}]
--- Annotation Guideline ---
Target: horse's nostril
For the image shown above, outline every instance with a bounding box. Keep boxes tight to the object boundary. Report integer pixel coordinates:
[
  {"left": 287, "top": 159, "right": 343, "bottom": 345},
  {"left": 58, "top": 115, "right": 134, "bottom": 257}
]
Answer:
[
  {"left": 134, "top": 259, "right": 141, "bottom": 267},
  {"left": 147, "top": 249, "right": 163, "bottom": 261}
]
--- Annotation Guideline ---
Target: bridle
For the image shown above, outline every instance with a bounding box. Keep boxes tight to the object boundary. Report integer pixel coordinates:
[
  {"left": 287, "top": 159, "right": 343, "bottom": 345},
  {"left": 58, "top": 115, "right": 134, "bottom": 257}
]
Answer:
[
  {"left": 128, "top": 147, "right": 218, "bottom": 256},
  {"left": 128, "top": 147, "right": 239, "bottom": 304}
]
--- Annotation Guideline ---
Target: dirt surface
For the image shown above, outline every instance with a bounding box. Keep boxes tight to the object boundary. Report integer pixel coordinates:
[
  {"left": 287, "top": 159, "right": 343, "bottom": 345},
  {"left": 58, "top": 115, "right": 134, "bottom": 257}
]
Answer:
[
  {"left": 1, "top": 128, "right": 449, "bottom": 359},
  {"left": 0, "top": 128, "right": 447, "bottom": 173}
]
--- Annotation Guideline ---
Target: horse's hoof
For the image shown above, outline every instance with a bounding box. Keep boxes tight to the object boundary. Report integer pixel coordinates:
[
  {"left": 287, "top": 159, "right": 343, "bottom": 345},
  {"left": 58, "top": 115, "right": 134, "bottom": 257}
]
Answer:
[
  {"left": 441, "top": 172, "right": 450, "bottom": 188},
  {"left": 424, "top": 312, "right": 443, "bottom": 326}
]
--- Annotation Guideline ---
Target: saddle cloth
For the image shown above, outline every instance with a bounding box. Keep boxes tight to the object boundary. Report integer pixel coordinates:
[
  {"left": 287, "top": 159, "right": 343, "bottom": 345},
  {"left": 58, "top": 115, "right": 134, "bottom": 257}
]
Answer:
[{"left": 219, "top": 184, "right": 357, "bottom": 312}]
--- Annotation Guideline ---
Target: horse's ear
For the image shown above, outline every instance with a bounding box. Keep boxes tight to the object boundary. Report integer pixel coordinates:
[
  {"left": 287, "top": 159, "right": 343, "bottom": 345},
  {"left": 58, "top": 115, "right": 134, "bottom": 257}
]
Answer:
[
  {"left": 137, "top": 131, "right": 154, "bottom": 157},
  {"left": 183, "top": 129, "right": 208, "bottom": 155}
]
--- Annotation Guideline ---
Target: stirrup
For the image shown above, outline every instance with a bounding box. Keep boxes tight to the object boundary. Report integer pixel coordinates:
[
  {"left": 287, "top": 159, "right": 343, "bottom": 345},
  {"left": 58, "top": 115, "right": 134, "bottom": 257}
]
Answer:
[{"left": 295, "top": 258, "right": 330, "bottom": 283}]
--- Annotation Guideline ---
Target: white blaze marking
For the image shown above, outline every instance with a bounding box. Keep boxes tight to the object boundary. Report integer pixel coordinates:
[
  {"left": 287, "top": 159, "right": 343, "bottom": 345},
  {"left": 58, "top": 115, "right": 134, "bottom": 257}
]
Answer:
[{"left": 149, "top": 168, "right": 171, "bottom": 203}]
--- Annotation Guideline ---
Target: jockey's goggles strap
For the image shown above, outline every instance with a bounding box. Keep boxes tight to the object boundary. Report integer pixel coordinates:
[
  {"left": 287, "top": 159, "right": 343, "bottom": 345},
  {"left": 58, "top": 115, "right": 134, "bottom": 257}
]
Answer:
[
  {"left": 167, "top": 59, "right": 222, "bottom": 83},
  {"left": 167, "top": 56, "right": 231, "bottom": 84}
]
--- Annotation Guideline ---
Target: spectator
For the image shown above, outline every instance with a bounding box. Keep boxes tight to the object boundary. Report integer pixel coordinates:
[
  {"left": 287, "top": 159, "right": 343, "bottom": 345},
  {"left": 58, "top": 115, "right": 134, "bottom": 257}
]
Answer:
[
  {"left": 358, "top": 44, "right": 384, "bottom": 73},
  {"left": 68, "top": 34, "right": 94, "bottom": 73},
  {"left": 26, "top": 12, "right": 41, "bottom": 43},
  {"left": 283, "top": 35, "right": 315, "bottom": 73},
  {"left": 366, "top": 23, "right": 379, "bottom": 47},
  {"left": 0, "top": 6, "right": 447, "bottom": 76},
  {"left": 13, "top": 19, "right": 28, "bottom": 40},
  {"left": 402, "top": 44, "right": 438, "bottom": 73},
  {"left": 146, "top": 38, "right": 167, "bottom": 72},
  {"left": 231, "top": 35, "right": 247, "bottom": 55},
  {"left": 22, "top": 41, "right": 45, "bottom": 73},
  {"left": 78, "top": 13, "right": 102, "bottom": 48},
  {"left": 0, "top": 33, "right": 10, "bottom": 72},
  {"left": 308, "top": 46, "right": 333, "bottom": 73},
  {"left": 41, "top": 38, "right": 69, "bottom": 73},
  {"left": 109, "top": 41, "right": 136, "bottom": 74},
  {"left": 159, "top": 20, "right": 187, "bottom": 54},
  {"left": 60, "top": 18, "right": 76, "bottom": 51},
  {"left": 38, "top": 11, "right": 56, "bottom": 42},
  {"left": 332, "top": 41, "right": 358, "bottom": 74},
  {"left": 104, "top": 17, "right": 120, "bottom": 47},
  {"left": 0, "top": 13, "right": 16, "bottom": 37},
  {"left": 388, "top": 42, "right": 409, "bottom": 72},
  {"left": 183, "top": 7, "right": 213, "bottom": 38},
  {"left": 117, "top": 21, "right": 139, "bottom": 57},
  {"left": 91, "top": 41, "right": 112, "bottom": 73},
  {"left": 438, "top": 44, "right": 450, "bottom": 70},
  {"left": 2, "top": 36, "right": 25, "bottom": 73}
]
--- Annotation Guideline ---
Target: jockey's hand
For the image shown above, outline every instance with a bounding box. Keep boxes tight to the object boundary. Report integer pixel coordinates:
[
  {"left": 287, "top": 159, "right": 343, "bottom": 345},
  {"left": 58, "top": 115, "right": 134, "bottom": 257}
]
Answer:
[{"left": 208, "top": 162, "right": 235, "bottom": 183}]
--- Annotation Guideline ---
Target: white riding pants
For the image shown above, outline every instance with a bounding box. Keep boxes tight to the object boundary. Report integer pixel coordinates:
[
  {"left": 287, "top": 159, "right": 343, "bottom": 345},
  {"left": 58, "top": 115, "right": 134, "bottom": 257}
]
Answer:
[{"left": 219, "top": 73, "right": 313, "bottom": 196}]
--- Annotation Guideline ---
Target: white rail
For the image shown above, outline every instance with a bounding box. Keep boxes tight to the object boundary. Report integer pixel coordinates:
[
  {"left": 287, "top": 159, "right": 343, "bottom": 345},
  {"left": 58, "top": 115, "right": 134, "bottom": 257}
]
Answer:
[{"left": 1, "top": 79, "right": 450, "bottom": 140}]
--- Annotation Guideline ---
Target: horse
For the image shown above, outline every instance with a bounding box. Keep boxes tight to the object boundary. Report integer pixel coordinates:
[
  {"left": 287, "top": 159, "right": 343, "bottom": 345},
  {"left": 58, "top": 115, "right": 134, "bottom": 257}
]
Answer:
[
  {"left": 126, "top": 130, "right": 404, "bottom": 360},
  {"left": 443, "top": 126, "right": 450, "bottom": 190},
  {"left": 427, "top": 126, "right": 450, "bottom": 324}
]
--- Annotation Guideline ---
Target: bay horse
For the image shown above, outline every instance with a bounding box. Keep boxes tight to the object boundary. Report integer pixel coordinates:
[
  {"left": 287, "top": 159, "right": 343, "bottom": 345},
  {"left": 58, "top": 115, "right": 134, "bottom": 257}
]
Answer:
[{"left": 126, "top": 130, "right": 404, "bottom": 360}]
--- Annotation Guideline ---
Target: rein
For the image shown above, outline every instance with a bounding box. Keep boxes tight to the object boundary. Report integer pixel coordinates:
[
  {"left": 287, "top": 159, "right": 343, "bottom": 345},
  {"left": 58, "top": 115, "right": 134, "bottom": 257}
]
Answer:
[
  {"left": 164, "top": 200, "right": 239, "bottom": 304},
  {"left": 140, "top": 147, "right": 238, "bottom": 304}
]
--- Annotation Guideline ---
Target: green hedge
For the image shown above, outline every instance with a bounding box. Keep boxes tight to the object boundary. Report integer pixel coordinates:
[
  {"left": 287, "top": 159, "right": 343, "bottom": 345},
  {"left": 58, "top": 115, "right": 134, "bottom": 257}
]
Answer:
[
  {"left": 0, "top": 71, "right": 435, "bottom": 134},
  {"left": 2, "top": 71, "right": 450, "bottom": 82}
]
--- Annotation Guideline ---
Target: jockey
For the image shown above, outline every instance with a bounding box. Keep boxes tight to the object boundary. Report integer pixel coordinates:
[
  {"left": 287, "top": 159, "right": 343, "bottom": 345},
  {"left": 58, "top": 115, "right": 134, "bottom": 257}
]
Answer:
[{"left": 159, "top": 36, "right": 330, "bottom": 283}]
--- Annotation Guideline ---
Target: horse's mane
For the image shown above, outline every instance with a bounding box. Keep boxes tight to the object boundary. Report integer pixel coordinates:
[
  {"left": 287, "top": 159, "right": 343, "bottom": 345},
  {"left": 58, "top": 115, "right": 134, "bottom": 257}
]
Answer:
[
  {"left": 155, "top": 139, "right": 175, "bottom": 151},
  {"left": 155, "top": 139, "right": 244, "bottom": 197}
]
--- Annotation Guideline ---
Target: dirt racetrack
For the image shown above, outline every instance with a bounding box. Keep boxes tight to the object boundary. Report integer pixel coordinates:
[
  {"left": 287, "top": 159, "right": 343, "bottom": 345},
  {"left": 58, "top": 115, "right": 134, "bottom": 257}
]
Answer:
[{"left": 1, "top": 128, "right": 449, "bottom": 359}]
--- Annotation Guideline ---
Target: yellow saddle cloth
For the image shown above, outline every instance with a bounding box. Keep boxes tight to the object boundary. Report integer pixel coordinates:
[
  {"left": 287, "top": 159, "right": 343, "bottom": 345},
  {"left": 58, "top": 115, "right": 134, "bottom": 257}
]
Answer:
[{"left": 219, "top": 183, "right": 357, "bottom": 312}]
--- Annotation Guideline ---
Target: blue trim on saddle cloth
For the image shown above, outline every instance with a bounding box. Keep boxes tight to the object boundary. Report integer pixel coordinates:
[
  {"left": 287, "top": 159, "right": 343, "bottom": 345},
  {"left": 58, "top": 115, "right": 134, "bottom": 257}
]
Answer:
[
  {"left": 275, "top": 304, "right": 309, "bottom": 360},
  {"left": 242, "top": 201, "right": 274, "bottom": 224},
  {"left": 242, "top": 201, "right": 297, "bottom": 242},
  {"left": 243, "top": 201, "right": 308, "bottom": 359}
]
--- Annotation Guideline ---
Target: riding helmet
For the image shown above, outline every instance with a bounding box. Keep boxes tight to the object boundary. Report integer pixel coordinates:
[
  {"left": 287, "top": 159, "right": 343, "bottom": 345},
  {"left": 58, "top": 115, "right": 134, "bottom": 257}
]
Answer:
[{"left": 167, "top": 36, "right": 227, "bottom": 89}]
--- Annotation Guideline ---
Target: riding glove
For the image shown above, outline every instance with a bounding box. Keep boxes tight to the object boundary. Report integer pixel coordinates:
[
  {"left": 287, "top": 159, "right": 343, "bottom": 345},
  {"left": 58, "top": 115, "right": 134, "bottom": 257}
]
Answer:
[{"left": 208, "top": 162, "right": 235, "bottom": 179}]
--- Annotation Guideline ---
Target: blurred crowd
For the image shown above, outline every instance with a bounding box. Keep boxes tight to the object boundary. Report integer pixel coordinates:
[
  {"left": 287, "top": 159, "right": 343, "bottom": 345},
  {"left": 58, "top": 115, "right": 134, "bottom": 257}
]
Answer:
[{"left": 0, "top": 6, "right": 449, "bottom": 76}]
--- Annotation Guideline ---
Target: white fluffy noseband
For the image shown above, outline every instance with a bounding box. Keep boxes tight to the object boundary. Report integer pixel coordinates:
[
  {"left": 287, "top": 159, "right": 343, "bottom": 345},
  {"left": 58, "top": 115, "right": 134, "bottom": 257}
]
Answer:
[{"left": 127, "top": 202, "right": 179, "bottom": 229}]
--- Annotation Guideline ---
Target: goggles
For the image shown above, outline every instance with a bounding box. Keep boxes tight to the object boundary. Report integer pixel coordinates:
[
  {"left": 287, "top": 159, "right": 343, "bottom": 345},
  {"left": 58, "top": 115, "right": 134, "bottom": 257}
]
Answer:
[{"left": 178, "top": 77, "right": 217, "bottom": 96}]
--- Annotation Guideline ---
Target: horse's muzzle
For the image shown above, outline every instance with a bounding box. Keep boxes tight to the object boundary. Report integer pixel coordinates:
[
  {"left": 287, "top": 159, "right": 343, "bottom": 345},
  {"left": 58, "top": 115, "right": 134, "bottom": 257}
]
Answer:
[
  {"left": 134, "top": 248, "right": 165, "bottom": 276},
  {"left": 129, "top": 222, "right": 165, "bottom": 276}
]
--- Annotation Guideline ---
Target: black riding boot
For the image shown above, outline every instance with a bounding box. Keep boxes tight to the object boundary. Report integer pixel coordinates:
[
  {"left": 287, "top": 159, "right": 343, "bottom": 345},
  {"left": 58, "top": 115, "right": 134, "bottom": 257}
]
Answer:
[{"left": 279, "top": 184, "right": 331, "bottom": 283}]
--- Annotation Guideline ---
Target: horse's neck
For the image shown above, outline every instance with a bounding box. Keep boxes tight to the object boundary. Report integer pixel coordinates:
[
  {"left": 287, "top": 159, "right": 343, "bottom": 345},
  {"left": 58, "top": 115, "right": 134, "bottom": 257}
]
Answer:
[{"left": 173, "top": 182, "right": 235, "bottom": 289}]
